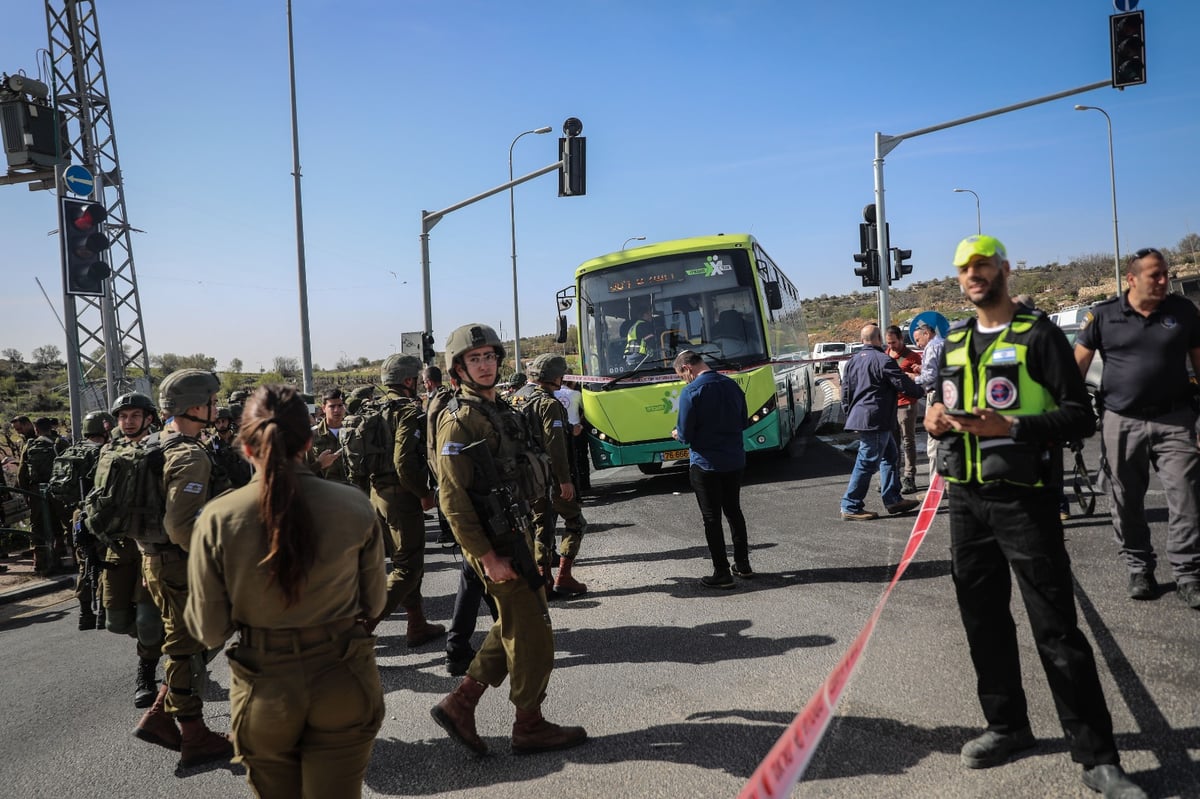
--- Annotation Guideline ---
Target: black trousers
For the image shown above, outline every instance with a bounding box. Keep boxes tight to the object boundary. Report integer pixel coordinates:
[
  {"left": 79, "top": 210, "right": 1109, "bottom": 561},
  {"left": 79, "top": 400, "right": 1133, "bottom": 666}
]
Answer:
[
  {"left": 948, "top": 482, "right": 1119, "bottom": 767},
  {"left": 689, "top": 465, "right": 748, "bottom": 575}
]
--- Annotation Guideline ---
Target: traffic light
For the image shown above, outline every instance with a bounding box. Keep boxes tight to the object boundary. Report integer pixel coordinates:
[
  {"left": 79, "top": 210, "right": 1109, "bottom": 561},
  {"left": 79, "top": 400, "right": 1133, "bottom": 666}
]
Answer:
[
  {"left": 892, "top": 248, "right": 913, "bottom": 281},
  {"left": 60, "top": 197, "right": 111, "bottom": 296},
  {"left": 558, "top": 117, "right": 586, "bottom": 197},
  {"left": 853, "top": 222, "right": 879, "bottom": 287},
  {"left": 421, "top": 332, "right": 436, "bottom": 364},
  {"left": 1110, "top": 11, "right": 1146, "bottom": 88}
]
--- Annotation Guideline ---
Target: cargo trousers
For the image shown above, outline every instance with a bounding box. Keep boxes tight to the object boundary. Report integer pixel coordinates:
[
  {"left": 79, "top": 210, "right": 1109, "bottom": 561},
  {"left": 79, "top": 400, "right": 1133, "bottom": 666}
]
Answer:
[
  {"left": 227, "top": 625, "right": 384, "bottom": 799},
  {"left": 101, "top": 538, "right": 163, "bottom": 660},
  {"left": 142, "top": 550, "right": 206, "bottom": 718},
  {"left": 371, "top": 479, "right": 428, "bottom": 618},
  {"left": 531, "top": 488, "right": 585, "bottom": 568}
]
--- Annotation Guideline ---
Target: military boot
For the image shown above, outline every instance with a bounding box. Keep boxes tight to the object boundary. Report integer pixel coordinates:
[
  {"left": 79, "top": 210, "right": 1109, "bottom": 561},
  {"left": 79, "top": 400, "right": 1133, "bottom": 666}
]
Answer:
[
  {"left": 96, "top": 607, "right": 106, "bottom": 630},
  {"left": 134, "top": 658, "right": 157, "bottom": 709},
  {"left": 132, "top": 683, "right": 181, "bottom": 751},
  {"left": 511, "top": 706, "right": 588, "bottom": 754},
  {"left": 431, "top": 676, "right": 488, "bottom": 754},
  {"left": 177, "top": 718, "right": 234, "bottom": 768},
  {"left": 404, "top": 602, "right": 447, "bottom": 648},
  {"left": 78, "top": 599, "right": 96, "bottom": 631},
  {"left": 540, "top": 564, "right": 556, "bottom": 598},
  {"left": 553, "top": 557, "right": 588, "bottom": 598}
]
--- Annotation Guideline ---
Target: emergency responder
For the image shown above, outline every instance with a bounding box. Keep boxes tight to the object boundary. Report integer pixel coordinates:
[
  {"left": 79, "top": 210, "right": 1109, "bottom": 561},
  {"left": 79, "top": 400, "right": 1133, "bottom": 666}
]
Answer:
[
  {"left": 513, "top": 354, "right": 588, "bottom": 597},
  {"left": 363, "top": 354, "right": 445, "bottom": 646},
  {"left": 206, "top": 406, "right": 251, "bottom": 488},
  {"left": 624, "top": 303, "right": 658, "bottom": 364},
  {"left": 134, "top": 369, "right": 234, "bottom": 768},
  {"left": 185, "top": 385, "right": 386, "bottom": 798},
  {"left": 97, "top": 392, "right": 166, "bottom": 710},
  {"left": 430, "top": 323, "right": 587, "bottom": 756},
  {"left": 924, "top": 235, "right": 1146, "bottom": 798}
]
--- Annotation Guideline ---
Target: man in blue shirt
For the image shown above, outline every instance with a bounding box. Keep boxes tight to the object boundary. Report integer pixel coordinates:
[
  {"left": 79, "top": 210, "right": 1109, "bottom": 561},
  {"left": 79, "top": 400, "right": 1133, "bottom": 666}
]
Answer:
[
  {"left": 671, "top": 350, "right": 750, "bottom": 589},
  {"left": 840, "top": 324, "right": 923, "bottom": 520}
]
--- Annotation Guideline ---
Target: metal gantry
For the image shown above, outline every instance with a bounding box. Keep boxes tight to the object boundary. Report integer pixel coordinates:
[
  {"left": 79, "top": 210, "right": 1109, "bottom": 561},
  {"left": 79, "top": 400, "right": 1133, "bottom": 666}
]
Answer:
[{"left": 45, "top": 0, "right": 151, "bottom": 431}]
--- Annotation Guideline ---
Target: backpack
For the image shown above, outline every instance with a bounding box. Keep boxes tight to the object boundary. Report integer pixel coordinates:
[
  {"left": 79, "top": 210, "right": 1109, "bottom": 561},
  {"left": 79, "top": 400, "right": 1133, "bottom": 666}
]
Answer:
[
  {"left": 341, "top": 399, "right": 404, "bottom": 484},
  {"left": 83, "top": 433, "right": 183, "bottom": 546},
  {"left": 48, "top": 442, "right": 102, "bottom": 507}
]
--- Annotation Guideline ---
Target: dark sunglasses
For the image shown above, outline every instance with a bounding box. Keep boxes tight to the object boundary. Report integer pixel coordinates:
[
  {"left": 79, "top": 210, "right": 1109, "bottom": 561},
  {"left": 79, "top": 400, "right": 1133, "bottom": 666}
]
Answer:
[{"left": 1134, "top": 247, "right": 1163, "bottom": 259}]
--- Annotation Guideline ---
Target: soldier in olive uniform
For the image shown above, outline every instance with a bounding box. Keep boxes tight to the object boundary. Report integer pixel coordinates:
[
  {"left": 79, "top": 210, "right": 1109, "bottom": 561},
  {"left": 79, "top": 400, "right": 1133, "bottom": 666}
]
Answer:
[
  {"left": 512, "top": 354, "right": 588, "bottom": 597},
  {"left": 206, "top": 407, "right": 252, "bottom": 488},
  {"left": 185, "top": 385, "right": 386, "bottom": 798},
  {"left": 431, "top": 323, "right": 587, "bottom": 756},
  {"left": 64, "top": 411, "right": 112, "bottom": 630},
  {"left": 97, "top": 393, "right": 167, "bottom": 709},
  {"left": 134, "top": 369, "right": 234, "bottom": 768},
  {"left": 17, "top": 417, "right": 64, "bottom": 571},
  {"left": 364, "top": 355, "right": 445, "bottom": 646},
  {"left": 306, "top": 388, "right": 352, "bottom": 485}
]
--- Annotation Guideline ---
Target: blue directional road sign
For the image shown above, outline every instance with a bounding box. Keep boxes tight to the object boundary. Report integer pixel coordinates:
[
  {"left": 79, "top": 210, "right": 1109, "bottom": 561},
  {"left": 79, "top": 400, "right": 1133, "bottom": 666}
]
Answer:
[
  {"left": 63, "top": 165, "right": 96, "bottom": 197},
  {"left": 1113, "top": 0, "right": 1138, "bottom": 11}
]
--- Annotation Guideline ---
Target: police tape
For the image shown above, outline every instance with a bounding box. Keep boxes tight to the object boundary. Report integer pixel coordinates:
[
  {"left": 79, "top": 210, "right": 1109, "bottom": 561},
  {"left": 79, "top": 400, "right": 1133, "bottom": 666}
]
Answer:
[
  {"left": 561, "top": 356, "right": 842, "bottom": 387},
  {"left": 736, "top": 473, "right": 946, "bottom": 799}
]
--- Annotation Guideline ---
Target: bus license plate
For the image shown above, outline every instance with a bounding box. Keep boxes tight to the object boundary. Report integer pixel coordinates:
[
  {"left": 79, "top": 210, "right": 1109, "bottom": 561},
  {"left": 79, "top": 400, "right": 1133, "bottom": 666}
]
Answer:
[{"left": 662, "top": 449, "right": 690, "bottom": 462}]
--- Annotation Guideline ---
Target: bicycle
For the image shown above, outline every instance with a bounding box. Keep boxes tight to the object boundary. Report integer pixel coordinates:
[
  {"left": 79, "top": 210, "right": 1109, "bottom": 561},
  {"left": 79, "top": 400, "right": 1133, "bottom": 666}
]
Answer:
[{"left": 1067, "top": 439, "right": 1099, "bottom": 516}]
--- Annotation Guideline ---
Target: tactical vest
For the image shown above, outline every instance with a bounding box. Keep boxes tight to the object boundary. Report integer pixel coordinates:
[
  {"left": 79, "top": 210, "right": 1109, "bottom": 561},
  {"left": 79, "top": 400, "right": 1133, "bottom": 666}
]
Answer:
[
  {"left": 446, "top": 394, "right": 551, "bottom": 505},
  {"left": 937, "top": 312, "right": 1056, "bottom": 487}
]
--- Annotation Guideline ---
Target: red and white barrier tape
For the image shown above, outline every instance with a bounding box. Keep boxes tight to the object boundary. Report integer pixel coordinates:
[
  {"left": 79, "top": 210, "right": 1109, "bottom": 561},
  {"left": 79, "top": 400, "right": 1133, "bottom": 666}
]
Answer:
[{"left": 737, "top": 473, "right": 946, "bottom": 799}]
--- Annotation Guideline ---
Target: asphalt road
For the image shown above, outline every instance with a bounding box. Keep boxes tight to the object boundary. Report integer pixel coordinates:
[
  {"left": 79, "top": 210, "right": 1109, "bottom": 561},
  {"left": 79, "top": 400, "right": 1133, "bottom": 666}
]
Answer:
[{"left": 0, "top": 427, "right": 1196, "bottom": 798}]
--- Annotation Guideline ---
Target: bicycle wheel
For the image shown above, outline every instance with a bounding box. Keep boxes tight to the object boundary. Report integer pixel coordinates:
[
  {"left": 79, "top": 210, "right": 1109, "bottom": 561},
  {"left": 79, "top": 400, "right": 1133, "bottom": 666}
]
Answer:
[{"left": 1072, "top": 457, "right": 1097, "bottom": 516}]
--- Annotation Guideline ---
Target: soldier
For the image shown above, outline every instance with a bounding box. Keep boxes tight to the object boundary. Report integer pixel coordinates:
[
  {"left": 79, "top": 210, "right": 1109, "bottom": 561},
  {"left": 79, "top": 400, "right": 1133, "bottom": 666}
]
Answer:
[
  {"left": 363, "top": 355, "right": 444, "bottom": 646},
  {"left": 512, "top": 354, "right": 588, "bottom": 597},
  {"left": 133, "top": 369, "right": 234, "bottom": 768},
  {"left": 17, "top": 417, "right": 65, "bottom": 572},
  {"left": 431, "top": 323, "right": 587, "bottom": 756},
  {"left": 96, "top": 393, "right": 166, "bottom": 709},
  {"left": 206, "top": 407, "right": 251, "bottom": 488},
  {"left": 307, "top": 388, "right": 351, "bottom": 484},
  {"left": 56, "top": 410, "right": 112, "bottom": 629}
]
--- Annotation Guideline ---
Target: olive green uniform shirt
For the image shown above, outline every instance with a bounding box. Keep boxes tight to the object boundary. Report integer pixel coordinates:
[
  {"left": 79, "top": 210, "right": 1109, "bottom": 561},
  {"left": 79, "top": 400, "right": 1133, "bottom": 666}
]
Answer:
[
  {"left": 525, "top": 385, "right": 572, "bottom": 484},
  {"left": 307, "top": 419, "right": 351, "bottom": 484},
  {"left": 435, "top": 386, "right": 504, "bottom": 560},
  {"left": 184, "top": 463, "right": 386, "bottom": 650},
  {"left": 383, "top": 389, "right": 431, "bottom": 498},
  {"left": 161, "top": 434, "right": 213, "bottom": 551}
]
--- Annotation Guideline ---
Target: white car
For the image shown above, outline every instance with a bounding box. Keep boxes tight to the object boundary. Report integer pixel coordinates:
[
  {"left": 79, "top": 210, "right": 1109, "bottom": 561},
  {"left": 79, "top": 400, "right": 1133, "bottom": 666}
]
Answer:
[{"left": 813, "top": 342, "right": 848, "bottom": 374}]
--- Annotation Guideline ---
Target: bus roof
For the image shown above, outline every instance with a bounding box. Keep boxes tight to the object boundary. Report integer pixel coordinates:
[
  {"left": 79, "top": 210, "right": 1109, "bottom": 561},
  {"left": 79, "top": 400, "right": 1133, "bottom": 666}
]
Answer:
[{"left": 575, "top": 233, "right": 757, "bottom": 279}]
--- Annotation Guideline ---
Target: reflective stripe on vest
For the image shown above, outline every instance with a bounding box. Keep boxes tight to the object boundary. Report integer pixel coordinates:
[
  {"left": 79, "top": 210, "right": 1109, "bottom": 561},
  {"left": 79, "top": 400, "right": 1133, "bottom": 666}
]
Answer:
[
  {"left": 625, "top": 320, "right": 649, "bottom": 358},
  {"left": 940, "top": 314, "right": 1056, "bottom": 486}
]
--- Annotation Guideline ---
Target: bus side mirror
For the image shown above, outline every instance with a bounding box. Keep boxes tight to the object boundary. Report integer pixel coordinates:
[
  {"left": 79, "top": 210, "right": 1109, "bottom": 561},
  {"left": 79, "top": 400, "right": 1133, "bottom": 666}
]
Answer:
[
  {"left": 764, "top": 281, "right": 783, "bottom": 311},
  {"left": 556, "top": 315, "right": 568, "bottom": 344}
]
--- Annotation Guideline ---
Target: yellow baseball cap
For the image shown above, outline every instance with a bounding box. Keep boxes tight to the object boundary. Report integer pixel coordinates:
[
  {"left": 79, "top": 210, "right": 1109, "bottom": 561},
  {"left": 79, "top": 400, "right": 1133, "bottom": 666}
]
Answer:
[{"left": 953, "top": 234, "right": 1008, "bottom": 267}]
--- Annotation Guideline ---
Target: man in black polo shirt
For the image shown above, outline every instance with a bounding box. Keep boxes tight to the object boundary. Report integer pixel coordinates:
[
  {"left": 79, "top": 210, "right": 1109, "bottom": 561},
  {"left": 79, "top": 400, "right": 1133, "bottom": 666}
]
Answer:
[{"left": 1075, "top": 247, "right": 1200, "bottom": 610}]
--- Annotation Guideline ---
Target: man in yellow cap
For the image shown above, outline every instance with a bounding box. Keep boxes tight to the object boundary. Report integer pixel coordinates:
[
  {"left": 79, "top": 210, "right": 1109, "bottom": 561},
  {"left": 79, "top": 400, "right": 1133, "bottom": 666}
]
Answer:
[{"left": 924, "top": 236, "right": 1145, "bottom": 798}]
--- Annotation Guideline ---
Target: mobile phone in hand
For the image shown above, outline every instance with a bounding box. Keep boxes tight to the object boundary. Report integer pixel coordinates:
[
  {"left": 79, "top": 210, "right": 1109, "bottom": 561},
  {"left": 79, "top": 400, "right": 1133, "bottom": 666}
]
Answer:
[{"left": 945, "top": 408, "right": 980, "bottom": 419}]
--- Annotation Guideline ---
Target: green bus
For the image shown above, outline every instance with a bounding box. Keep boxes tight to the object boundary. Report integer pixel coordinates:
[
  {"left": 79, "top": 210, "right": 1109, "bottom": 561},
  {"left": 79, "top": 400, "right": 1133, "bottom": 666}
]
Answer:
[{"left": 555, "top": 233, "right": 815, "bottom": 474}]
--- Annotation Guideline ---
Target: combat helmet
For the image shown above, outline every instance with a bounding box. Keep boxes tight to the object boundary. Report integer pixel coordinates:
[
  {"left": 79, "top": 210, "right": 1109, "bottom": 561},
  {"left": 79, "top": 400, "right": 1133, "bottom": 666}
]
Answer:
[
  {"left": 228, "top": 389, "right": 250, "bottom": 404},
  {"left": 346, "top": 385, "right": 375, "bottom": 414},
  {"left": 215, "top": 406, "right": 233, "bottom": 421},
  {"left": 381, "top": 354, "right": 422, "bottom": 386},
  {"left": 528, "top": 354, "right": 568, "bottom": 384},
  {"left": 82, "top": 410, "right": 114, "bottom": 437},
  {"left": 159, "top": 369, "right": 221, "bottom": 417},
  {"left": 110, "top": 391, "right": 155, "bottom": 415},
  {"left": 444, "top": 323, "right": 505, "bottom": 373}
]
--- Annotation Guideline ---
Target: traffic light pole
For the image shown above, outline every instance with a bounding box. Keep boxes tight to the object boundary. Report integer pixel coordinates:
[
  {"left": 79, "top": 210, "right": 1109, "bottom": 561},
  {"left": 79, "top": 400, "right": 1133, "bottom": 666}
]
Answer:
[
  {"left": 871, "top": 78, "right": 1110, "bottom": 327},
  {"left": 419, "top": 159, "right": 563, "bottom": 364}
]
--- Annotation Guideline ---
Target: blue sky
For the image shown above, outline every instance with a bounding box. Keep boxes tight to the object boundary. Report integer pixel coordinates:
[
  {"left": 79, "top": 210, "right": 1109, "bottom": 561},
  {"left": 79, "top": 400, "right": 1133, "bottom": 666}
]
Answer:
[{"left": 2, "top": 0, "right": 1197, "bottom": 371}]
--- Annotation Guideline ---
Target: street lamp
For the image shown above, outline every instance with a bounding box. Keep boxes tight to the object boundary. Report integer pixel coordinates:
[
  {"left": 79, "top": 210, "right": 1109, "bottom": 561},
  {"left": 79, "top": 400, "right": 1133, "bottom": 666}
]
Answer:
[
  {"left": 952, "top": 188, "right": 981, "bottom": 235},
  {"left": 509, "top": 125, "right": 553, "bottom": 374},
  {"left": 1074, "top": 105, "right": 1122, "bottom": 295},
  {"left": 622, "top": 236, "right": 646, "bottom": 250}
]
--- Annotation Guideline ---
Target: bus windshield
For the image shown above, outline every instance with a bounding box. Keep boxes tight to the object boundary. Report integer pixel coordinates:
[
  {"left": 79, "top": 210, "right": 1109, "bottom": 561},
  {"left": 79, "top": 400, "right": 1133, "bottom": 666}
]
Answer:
[{"left": 578, "top": 248, "right": 766, "bottom": 377}]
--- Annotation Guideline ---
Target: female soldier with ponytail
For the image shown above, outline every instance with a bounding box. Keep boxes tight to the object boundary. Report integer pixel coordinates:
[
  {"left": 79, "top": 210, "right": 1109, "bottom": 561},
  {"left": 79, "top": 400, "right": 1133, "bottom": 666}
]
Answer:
[{"left": 184, "top": 385, "right": 386, "bottom": 798}]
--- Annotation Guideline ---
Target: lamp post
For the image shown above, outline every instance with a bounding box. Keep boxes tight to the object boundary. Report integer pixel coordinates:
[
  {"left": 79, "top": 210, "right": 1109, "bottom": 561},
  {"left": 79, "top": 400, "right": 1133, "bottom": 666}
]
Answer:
[
  {"left": 952, "top": 188, "right": 981, "bottom": 235},
  {"left": 622, "top": 236, "right": 646, "bottom": 250},
  {"left": 508, "top": 125, "right": 553, "bottom": 374},
  {"left": 1074, "top": 105, "right": 1122, "bottom": 295}
]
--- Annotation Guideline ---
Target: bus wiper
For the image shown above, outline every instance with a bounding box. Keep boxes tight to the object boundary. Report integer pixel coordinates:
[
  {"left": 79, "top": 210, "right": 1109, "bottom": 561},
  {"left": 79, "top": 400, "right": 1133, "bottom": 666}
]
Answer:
[
  {"left": 702, "top": 352, "right": 740, "bottom": 372},
  {"left": 602, "top": 353, "right": 655, "bottom": 390}
]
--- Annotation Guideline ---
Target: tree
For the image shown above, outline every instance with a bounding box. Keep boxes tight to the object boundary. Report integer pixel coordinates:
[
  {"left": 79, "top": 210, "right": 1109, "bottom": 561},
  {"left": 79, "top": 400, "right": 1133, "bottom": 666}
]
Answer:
[
  {"left": 356, "top": 356, "right": 371, "bottom": 368},
  {"left": 32, "top": 344, "right": 61, "bottom": 367},
  {"left": 335, "top": 356, "right": 355, "bottom": 371},
  {"left": 273, "top": 356, "right": 300, "bottom": 379},
  {"left": 228, "top": 358, "right": 243, "bottom": 373},
  {"left": 1178, "top": 233, "right": 1200, "bottom": 267},
  {"left": 151, "top": 352, "right": 216, "bottom": 373},
  {"left": 1, "top": 348, "right": 22, "bottom": 366}
]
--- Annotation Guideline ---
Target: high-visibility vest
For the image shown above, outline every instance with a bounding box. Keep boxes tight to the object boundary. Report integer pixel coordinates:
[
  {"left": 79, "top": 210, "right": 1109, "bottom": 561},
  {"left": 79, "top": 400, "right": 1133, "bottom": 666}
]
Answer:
[
  {"left": 938, "top": 311, "right": 1056, "bottom": 487},
  {"left": 625, "top": 319, "right": 650, "bottom": 359}
]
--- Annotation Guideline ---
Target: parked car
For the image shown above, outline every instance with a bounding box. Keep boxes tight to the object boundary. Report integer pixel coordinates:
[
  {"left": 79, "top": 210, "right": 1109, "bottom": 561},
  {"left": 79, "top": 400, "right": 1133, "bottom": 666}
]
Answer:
[
  {"left": 1058, "top": 323, "right": 1103, "bottom": 396},
  {"left": 813, "top": 342, "right": 848, "bottom": 374}
]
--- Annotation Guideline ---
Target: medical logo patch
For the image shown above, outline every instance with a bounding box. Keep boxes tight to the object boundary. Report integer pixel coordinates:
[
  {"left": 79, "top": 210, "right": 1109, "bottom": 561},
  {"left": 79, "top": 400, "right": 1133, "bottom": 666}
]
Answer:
[
  {"left": 985, "top": 377, "right": 1018, "bottom": 410},
  {"left": 1162, "top": 315, "right": 1178, "bottom": 329},
  {"left": 941, "top": 380, "right": 960, "bottom": 410}
]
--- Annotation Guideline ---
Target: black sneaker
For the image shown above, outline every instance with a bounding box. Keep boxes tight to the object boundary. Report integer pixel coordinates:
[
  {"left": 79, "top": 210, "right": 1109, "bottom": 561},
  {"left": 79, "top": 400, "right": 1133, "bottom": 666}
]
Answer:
[
  {"left": 699, "top": 573, "right": 735, "bottom": 590},
  {"left": 1177, "top": 581, "right": 1200, "bottom": 610},
  {"left": 1081, "top": 764, "right": 1148, "bottom": 799},
  {"left": 445, "top": 649, "right": 475, "bottom": 677},
  {"left": 960, "top": 727, "right": 1036, "bottom": 769},
  {"left": 731, "top": 563, "right": 754, "bottom": 579},
  {"left": 1128, "top": 572, "right": 1157, "bottom": 600}
]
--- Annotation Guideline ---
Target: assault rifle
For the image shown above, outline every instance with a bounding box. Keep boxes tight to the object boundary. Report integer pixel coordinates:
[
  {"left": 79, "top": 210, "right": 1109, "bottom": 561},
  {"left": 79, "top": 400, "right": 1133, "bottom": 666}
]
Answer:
[
  {"left": 73, "top": 512, "right": 108, "bottom": 627},
  {"left": 460, "top": 440, "right": 542, "bottom": 592}
]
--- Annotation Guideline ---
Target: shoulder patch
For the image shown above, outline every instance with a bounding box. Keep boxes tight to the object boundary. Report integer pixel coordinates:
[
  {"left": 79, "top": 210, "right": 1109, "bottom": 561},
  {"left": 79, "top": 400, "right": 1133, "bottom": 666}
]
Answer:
[
  {"left": 440, "top": 442, "right": 465, "bottom": 456},
  {"left": 182, "top": 481, "right": 206, "bottom": 494},
  {"left": 1080, "top": 311, "right": 1093, "bottom": 331}
]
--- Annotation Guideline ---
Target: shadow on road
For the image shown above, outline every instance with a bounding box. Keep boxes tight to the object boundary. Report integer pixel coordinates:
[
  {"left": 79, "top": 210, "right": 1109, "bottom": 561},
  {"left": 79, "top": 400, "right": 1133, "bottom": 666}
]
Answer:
[{"left": 0, "top": 605, "right": 69, "bottom": 632}]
